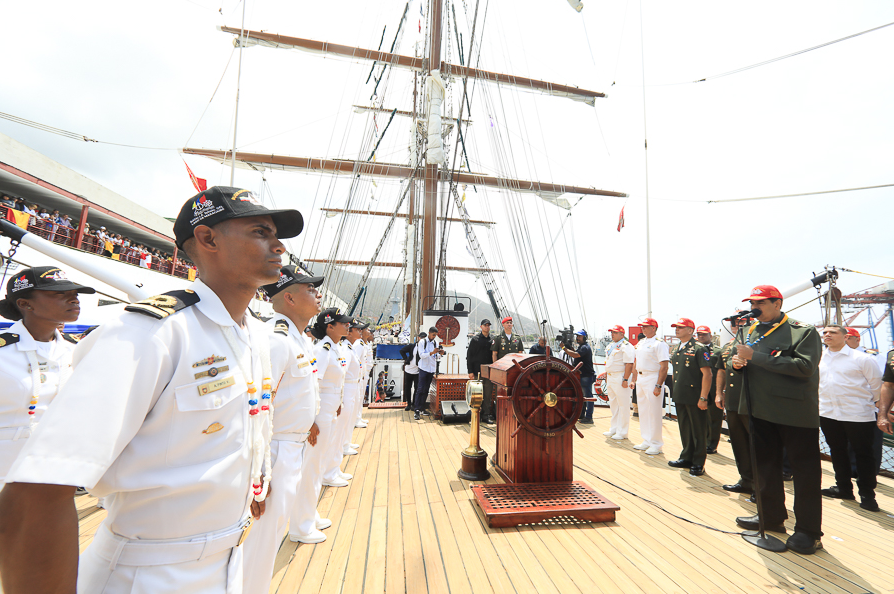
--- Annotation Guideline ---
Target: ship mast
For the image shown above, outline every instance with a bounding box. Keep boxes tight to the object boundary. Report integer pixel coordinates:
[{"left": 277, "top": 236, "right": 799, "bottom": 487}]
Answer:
[{"left": 421, "top": 0, "right": 442, "bottom": 313}]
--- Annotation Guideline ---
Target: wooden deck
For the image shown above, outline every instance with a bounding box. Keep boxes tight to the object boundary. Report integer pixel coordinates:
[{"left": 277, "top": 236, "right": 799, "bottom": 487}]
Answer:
[{"left": 76, "top": 408, "right": 894, "bottom": 594}]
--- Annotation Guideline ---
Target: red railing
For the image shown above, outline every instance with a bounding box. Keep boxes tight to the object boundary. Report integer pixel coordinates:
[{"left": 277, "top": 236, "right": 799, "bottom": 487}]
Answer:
[{"left": 1, "top": 206, "right": 195, "bottom": 280}]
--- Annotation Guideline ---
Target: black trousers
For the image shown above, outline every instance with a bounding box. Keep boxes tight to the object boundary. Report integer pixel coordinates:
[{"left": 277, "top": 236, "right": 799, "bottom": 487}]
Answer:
[
  {"left": 706, "top": 402, "right": 724, "bottom": 450},
  {"left": 725, "top": 409, "right": 753, "bottom": 489},
  {"left": 676, "top": 403, "right": 707, "bottom": 467},
  {"left": 820, "top": 416, "right": 877, "bottom": 500},
  {"left": 403, "top": 371, "right": 418, "bottom": 404},
  {"left": 414, "top": 370, "right": 435, "bottom": 412},
  {"left": 752, "top": 417, "right": 822, "bottom": 539}
]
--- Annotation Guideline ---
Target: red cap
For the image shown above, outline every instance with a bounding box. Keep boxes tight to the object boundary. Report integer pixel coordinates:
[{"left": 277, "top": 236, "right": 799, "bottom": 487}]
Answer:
[
  {"left": 696, "top": 325, "right": 711, "bottom": 334},
  {"left": 641, "top": 317, "right": 658, "bottom": 327},
  {"left": 608, "top": 325, "right": 625, "bottom": 334},
  {"left": 501, "top": 316, "right": 513, "bottom": 324},
  {"left": 742, "top": 285, "right": 783, "bottom": 302},
  {"left": 671, "top": 318, "right": 695, "bottom": 329},
  {"left": 845, "top": 327, "right": 860, "bottom": 338}
]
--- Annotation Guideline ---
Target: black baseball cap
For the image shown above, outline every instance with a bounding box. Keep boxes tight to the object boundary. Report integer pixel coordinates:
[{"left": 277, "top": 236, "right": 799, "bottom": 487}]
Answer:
[
  {"left": 316, "top": 307, "right": 352, "bottom": 326},
  {"left": 350, "top": 317, "right": 370, "bottom": 330},
  {"left": 173, "top": 186, "right": 304, "bottom": 249},
  {"left": 1, "top": 267, "right": 95, "bottom": 320},
  {"left": 480, "top": 319, "right": 491, "bottom": 326},
  {"left": 261, "top": 265, "right": 324, "bottom": 298}
]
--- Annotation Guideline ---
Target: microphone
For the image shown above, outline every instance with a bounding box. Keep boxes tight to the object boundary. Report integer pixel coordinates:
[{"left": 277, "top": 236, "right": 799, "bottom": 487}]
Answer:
[{"left": 722, "top": 309, "right": 759, "bottom": 322}]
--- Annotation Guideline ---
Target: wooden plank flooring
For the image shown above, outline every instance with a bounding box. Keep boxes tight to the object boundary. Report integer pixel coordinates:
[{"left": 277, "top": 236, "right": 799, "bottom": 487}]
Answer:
[{"left": 74, "top": 408, "right": 894, "bottom": 594}]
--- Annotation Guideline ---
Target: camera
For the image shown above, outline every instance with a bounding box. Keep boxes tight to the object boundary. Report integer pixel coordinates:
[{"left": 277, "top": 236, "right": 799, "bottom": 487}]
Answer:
[{"left": 555, "top": 325, "right": 576, "bottom": 350}]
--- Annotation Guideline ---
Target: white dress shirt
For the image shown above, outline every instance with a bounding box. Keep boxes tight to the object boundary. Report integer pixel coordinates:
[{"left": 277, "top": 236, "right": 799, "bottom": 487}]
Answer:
[
  {"left": 6, "top": 280, "right": 287, "bottom": 540},
  {"left": 634, "top": 336, "right": 670, "bottom": 372},
  {"left": 415, "top": 337, "right": 440, "bottom": 374},
  {"left": 818, "top": 345, "right": 882, "bottom": 422},
  {"left": 605, "top": 339, "right": 635, "bottom": 373}
]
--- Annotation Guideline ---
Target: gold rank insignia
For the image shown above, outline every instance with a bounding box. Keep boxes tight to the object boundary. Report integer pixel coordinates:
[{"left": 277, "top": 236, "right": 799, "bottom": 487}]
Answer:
[
  {"left": 202, "top": 422, "right": 224, "bottom": 434},
  {"left": 193, "top": 355, "right": 227, "bottom": 368},
  {"left": 195, "top": 365, "right": 229, "bottom": 380},
  {"left": 297, "top": 353, "right": 305, "bottom": 359}
]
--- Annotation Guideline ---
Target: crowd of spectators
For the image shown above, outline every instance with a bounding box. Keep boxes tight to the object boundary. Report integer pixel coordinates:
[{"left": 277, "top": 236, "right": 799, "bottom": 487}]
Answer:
[{"left": 0, "top": 193, "right": 196, "bottom": 279}]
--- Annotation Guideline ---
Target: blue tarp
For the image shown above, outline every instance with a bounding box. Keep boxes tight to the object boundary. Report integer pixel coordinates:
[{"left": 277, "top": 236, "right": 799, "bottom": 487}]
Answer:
[{"left": 375, "top": 343, "right": 405, "bottom": 360}]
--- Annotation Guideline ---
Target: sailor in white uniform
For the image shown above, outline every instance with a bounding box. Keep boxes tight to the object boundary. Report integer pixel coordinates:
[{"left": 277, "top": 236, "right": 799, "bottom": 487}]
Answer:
[
  {"left": 288, "top": 307, "right": 351, "bottom": 544},
  {"left": 338, "top": 320, "right": 365, "bottom": 455},
  {"left": 603, "top": 325, "right": 636, "bottom": 441},
  {"left": 321, "top": 320, "right": 354, "bottom": 483},
  {"left": 630, "top": 317, "right": 670, "bottom": 455},
  {"left": 355, "top": 327, "right": 374, "bottom": 428},
  {"left": 0, "top": 186, "right": 303, "bottom": 594},
  {"left": 0, "top": 266, "right": 94, "bottom": 488},
  {"left": 242, "top": 266, "right": 323, "bottom": 594}
]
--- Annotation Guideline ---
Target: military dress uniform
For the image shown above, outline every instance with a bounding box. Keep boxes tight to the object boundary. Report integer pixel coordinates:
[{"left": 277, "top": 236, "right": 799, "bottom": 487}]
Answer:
[
  {"left": 0, "top": 321, "right": 78, "bottom": 487},
  {"left": 338, "top": 337, "right": 362, "bottom": 455},
  {"left": 317, "top": 335, "right": 350, "bottom": 486},
  {"left": 603, "top": 336, "right": 635, "bottom": 439},
  {"left": 633, "top": 335, "right": 670, "bottom": 452},
  {"left": 730, "top": 311, "right": 823, "bottom": 542},
  {"left": 242, "top": 314, "right": 319, "bottom": 594},
  {"left": 716, "top": 337, "right": 753, "bottom": 491},
  {"left": 487, "top": 330, "right": 524, "bottom": 420},
  {"left": 703, "top": 341, "right": 723, "bottom": 453},
  {"left": 5, "top": 280, "right": 289, "bottom": 593},
  {"left": 669, "top": 337, "right": 711, "bottom": 469},
  {"left": 355, "top": 338, "right": 372, "bottom": 427}
]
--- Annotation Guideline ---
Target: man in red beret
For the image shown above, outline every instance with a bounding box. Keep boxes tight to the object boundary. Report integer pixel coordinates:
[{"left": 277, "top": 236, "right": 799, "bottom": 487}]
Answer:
[{"left": 487, "top": 317, "right": 524, "bottom": 424}]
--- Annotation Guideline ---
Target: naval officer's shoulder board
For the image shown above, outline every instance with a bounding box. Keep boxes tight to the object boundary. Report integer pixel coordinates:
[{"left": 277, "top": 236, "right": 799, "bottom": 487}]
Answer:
[
  {"left": 274, "top": 319, "right": 290, "bottom": 336},
  {"left": 0, "top": 332, "right": 20, "bottom": 348},
  {"left": 124, "top": 289, "right": 201, "bottom": 319},
  {"left": 323, "top": 342, "right": 332, "bottom": 351},
  {"left": 62, "top": 333, "right": 80, "bottom": 344}
]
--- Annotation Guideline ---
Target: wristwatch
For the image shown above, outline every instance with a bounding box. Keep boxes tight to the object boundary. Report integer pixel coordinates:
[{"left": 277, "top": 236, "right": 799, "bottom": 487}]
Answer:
[{"left": 699, "top": 397, "right": 708, "bottom": 402}]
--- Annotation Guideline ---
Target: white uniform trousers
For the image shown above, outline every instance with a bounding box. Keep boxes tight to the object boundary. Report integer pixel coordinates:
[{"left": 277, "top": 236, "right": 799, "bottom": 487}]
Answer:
[
  {"left": 323, "top": 393, "right": 354, "bottom": 481},
  {"left": 78, "top": 517, "right": 250, "bottom": 594},
  {"left": 340, "top": 381, "right": 361, "bottom": 451},
  {"left": 356, "top": 377, "right": 369, "bottom": 422},
  {"left": 290, "top": 405, "right": 337, "bottom": 538},
  {"left": 605, "top": 373, "right": 632, "bottom": 437},
  {"left": 242, "top": 438, "right": 306, "bottom": 594},
  {"left": 636, "top": 371, "right": 665, "bottom": 449}
]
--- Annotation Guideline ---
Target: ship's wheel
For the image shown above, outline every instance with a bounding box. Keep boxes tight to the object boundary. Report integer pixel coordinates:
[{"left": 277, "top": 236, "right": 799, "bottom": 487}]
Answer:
[
  {"left": 435, "top": 315, "right": 460, "bottom": 347},
  {"left": 510, "top": 357, "right": 583, "bottom": 439}
]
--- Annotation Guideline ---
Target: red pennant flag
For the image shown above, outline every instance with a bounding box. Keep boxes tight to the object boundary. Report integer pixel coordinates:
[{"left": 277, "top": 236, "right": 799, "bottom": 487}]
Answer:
[
  {"left": 184, "top": 162, "right": 207, "bottom": 193},
  {"left": 617, "top": 205, "right": 625, "bottom": 232}
]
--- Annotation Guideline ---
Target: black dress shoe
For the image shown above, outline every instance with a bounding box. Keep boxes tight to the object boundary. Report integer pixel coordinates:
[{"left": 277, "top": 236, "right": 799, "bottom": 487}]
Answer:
[
  {"left": 689, "top": 465, "right": 705, "bottom": 476},
  {"left": 706, "top": 448, "right": 718, "bottom": 455},
  {"left": 747, "top": 493, "right": 756, "bottom": 503},
  {"left": 722, "top": 482, "right": 753, "bottom": 494},
  {"left": 786, "top": 532, "right": 822, "bottom": 555},
  {"left": 735, "top": 514, "right": 786, "bottom": 533},
  {"left": 859, "top": 498, "right": 880, "bottom": 512},
  {"left": 404, "top": 406, "right": 413, "bottom": 411},
  {"left": 820, "top": 486, "right": 855, "bottom": 500},
  {"left": 483, "top": 415, "right": 496, "bottom": 425},
  {"left": 667, "top": 459, "right": 693, "bottom": 468}
]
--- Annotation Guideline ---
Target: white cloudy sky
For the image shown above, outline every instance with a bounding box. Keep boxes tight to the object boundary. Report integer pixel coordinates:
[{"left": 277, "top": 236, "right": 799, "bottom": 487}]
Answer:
[{"left": 2, "top": 0, "right": 893, "bottom": 341}]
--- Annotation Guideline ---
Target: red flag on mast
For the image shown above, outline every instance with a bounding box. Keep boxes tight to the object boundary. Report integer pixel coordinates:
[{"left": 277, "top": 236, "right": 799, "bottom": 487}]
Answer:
[
  {"left": 617, "top": 205, "right": 625, "bottom": 232},
  {"left": 184, "top": 162, "right": 207, "bottom": 193}
]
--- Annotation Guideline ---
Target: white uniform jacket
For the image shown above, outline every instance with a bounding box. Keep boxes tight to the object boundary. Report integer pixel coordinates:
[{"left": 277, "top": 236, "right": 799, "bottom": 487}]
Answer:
[
  {"left": 634, "top": 336, "right": 670, "bottom": 373},
  {"left": 315, "top": 336, "right": 346, "bottom": 407},
  {"left": 0, "top": 321, "right": 77, "bottom": 482},
  {"left": 5, "top": 280, "right": 287, "bottom": 541},
  {"left": 267, "top": 314, "right": 320, "bottom": 438},
  {"left": 343, "top": 339, "right": 362, "bottom": 384},
  {"left": 605, "top": 339, "right": 636, "bottom": 374}
]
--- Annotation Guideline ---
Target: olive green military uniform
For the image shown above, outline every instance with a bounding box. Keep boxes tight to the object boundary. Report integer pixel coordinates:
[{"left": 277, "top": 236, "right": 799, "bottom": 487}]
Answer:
[
  {"left": 883, "top": 349, "right": 894, "bottom": 383},
  {"left": 670, "top": 338, "right": 711, "bottom": 467},
  {"left": 704, "top": 342, "right": 724, "bottom": 452},
  {"left": 729, "top": 313, "right": 823, "bottom": 539},
  {"left": 483, "top": 331, "right": 525, "bottom": 420},
  {"left": 716, "top": 337, "right": 753, "bottom": 490}
]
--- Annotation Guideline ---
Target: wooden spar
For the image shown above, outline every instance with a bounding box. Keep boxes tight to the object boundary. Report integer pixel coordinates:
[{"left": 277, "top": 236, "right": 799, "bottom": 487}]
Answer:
[
  {"left": 320, "top": 208, "right": 494, "bottom": 227},
  {"left": 353, "top": 105, "right": 471, "bottom": 125},
  {"left": 304, "top": 259, "right": 503, "bottom": 273},
  {"left": 180, "top": 149, "right": 628, "bottom": 198},
  {"left": 219, "top": 26, "right": 605, "bottom": 105},
  {"left": 422, "top": 0, "right": 442, "bottom": 311}
]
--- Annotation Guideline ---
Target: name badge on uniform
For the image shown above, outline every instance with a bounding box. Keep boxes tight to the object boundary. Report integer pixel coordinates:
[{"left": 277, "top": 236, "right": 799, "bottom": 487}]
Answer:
[
  {"left": 198, "top": 375, "right": 236, "bottom": 396},
  {"left": 297, "top": 360, "right": 311, "bottom": 369}
]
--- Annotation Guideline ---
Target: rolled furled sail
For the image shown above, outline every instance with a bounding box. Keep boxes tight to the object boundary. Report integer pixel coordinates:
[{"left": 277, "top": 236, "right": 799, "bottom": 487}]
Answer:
[
  {"left": 425, "top": 70, "right": 446, "bottom": 165},
  {"left": 567, "top": 0, "right": 584, "bottom": 12}
]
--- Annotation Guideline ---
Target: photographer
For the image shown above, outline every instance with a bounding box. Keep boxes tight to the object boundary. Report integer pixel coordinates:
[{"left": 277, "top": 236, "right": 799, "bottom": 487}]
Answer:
[
  {"left": 563, "top": 330, "right": 595, "bottom": 424},
  {"left": 412, "top": 327, "right": 445, "bottom": 421}
]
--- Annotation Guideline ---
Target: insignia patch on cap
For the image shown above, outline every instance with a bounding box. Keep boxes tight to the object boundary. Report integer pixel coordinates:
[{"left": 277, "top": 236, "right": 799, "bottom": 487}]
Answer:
[
  {"left": 276, "top": 272, "right": 293, "bottom": 287},
  {"left": 232, "top": 189, "right": 261, "bottom": 205},
  {"left": 12, "top": 275, "right": 33, "bottom": 292},
  {"left": 190, "top": 194, "right": 225, "bottom": 226},
  {"left": 39, "top": 268, "right": 68, "bottom": 281}
]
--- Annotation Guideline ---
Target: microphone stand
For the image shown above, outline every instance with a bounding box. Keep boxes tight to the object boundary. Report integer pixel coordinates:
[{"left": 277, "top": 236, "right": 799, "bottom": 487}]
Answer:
[{"left": 736, "top": 317, "right": 786, "bottom": 552}]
